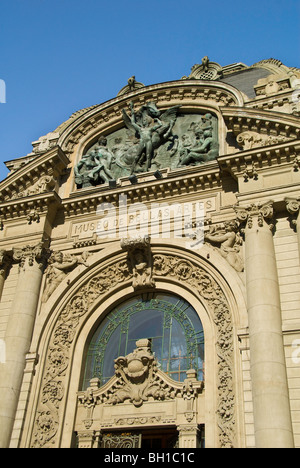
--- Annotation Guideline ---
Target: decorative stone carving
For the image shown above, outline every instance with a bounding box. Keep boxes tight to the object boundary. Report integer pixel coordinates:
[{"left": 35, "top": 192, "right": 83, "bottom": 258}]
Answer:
[
  {"left": 79, "top": 378, "right": 100, "bottom": 429},
  {"left": 285, "top": 197, "right": 300, "bottom": 231},
  {"left": 13, "top": 243, "right": 49, "bottom": 271},
  {"left": 236, "top": 130, "right": 291, "bottom": 150},
  {"left": 117, "top": 76, "right": 145, "bottom": 96},
  {"left": 293, "top": 155, "right": 300, "bottom": 172},
  {"left": 120, "top": 235, "right": 155, "bottom": 290},
  {"left": 27, "top": 209, "right": 40, "bottom": 225},
  {"left": 11, "top": 175, "right": 57, "bottom": 200},
  {"left": 42, "top": 251, "right": 89, "bottom": 303},
  {"left": 0, "top": 250, "right": 11, "bottom": 277},
  {"left": 243, "top": 161, "right": 258, "bottom": 182},
  {"left": 235, "top": 201, "right": 274, "bottom": 230},
  {"left": 205, "top": 221, "right": 244, "bottom": 272},
  {"left": 31, "top": 132, "right": 59, "bottom": 154},
  {"left": 108, "top": 339, "right": 174, "bottom": 407},
  {"left": 185, "top": 57, "right": 223, "bottom": 81},
  {"left": 76, "top": 338, "right": 203, "bottom": 443},
  {"left": 254, "top": 73, "right": 291, "bottom": 97},
  {"left": 286, "top": 198, "right": 300, "bottom": 216},
  {"left": 74, "top": 105, "right": 219, "bottom": 188}
]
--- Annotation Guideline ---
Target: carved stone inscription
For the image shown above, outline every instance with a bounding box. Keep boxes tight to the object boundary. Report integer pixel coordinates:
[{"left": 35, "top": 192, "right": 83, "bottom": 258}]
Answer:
[{"left": 74, "top": 104, "right": 219, "bottom": 187}]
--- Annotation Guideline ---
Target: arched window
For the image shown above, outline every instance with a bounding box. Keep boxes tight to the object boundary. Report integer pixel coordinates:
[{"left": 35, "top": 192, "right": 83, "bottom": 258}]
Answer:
[{"left": 82, "top": 293, "right": 204, "bottom": 389}]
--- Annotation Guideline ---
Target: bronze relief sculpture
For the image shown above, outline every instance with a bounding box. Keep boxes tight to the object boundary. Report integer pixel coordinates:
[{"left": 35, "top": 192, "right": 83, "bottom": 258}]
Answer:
[{"left": 74, "top": 102, "right": 219, "bottom": 188}]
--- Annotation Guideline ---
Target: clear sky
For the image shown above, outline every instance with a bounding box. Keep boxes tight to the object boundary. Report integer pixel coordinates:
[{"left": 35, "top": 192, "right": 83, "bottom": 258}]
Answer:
[{"left": 0, "top": 0, "right": 299, "bottom": 180}]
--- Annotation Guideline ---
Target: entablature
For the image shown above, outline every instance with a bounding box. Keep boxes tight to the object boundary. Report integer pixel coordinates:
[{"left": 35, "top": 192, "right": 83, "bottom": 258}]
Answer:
[
  {"left": 218, "top": 140, "right": 300, "bottom": 180},
  {"left": 221, "top": 107, "right": 300, "bottom": 142},
  {"left": 63, "top": 162, "right": 222, "bottom": 217}
]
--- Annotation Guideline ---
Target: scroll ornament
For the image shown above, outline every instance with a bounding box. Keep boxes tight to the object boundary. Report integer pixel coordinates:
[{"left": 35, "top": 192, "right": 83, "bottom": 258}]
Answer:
[
  {"left": 13, "top": 243, "right": 49, "bottom": 271},
  {"left": 234, "top": 201, "right": 274, "bottom": 230},
  {"left": 285, "top": 198, "right": 300, "bottom": 231}
]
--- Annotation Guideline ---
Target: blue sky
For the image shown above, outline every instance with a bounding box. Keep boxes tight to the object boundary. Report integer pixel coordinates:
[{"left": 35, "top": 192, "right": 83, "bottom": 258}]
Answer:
[{"left": 0, "top": 0, "right": 299, "bottom": 180}]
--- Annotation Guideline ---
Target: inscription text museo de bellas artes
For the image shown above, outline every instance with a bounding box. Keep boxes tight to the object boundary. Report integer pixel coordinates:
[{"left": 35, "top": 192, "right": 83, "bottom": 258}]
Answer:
[{"left": 71, "top": 196, "right": 216, "bottom": 242}]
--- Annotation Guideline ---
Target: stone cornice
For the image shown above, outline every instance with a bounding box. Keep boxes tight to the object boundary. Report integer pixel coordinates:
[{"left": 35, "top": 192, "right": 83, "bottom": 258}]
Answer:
[
  {"left": 0, "top": 146, "right": 69, "bottom": 202},
  {"left": 217, "top": 140, "right": 300, "bottom": 179},
  {"left": 0, "top": 191, "right": 62, "bottom": 221},
  {"left": 221, "top": 106, "right": 300, "bottom": 140}
]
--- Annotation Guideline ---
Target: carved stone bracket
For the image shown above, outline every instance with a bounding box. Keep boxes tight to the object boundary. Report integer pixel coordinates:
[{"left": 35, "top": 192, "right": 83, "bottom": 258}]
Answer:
[
  {"left": 120, "top": 235, "right": 155, "bottom": 290},
  {"left": 286, "top": 197, "right": 300, "bottom": 216}
]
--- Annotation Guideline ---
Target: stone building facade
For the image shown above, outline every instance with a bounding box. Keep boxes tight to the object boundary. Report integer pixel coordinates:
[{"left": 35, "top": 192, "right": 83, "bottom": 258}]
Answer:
[{"left": 0, "top": 57, "right": 300, "bottom": 448}]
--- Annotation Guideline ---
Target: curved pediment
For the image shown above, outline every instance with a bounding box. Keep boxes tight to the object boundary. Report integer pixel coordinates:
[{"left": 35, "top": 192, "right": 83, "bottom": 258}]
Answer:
[{"left": 56, "top": 80, "right": 245, "bottom": 156}]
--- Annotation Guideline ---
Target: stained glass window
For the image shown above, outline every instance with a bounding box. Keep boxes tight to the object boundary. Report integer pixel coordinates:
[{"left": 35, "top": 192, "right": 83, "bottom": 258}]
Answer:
[{"left": 82, "top": 293, "right": 204, "bottom": 389}]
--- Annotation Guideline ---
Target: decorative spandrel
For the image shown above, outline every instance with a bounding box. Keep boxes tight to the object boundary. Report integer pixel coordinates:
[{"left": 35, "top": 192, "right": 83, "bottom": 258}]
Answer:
[{"left": 74, "top": 102, "right": 219, "bottom": 188}]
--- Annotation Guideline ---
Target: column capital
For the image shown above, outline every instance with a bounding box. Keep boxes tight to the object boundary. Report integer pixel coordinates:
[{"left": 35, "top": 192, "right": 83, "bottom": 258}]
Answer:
[
  {"left": 285, "top": 197, "right": 300, "bottom": 215},
  {"left": 234, "top": 200, "right": 274, "bottom": 229},
  {"left": 12, "top": 242, "right": 50, "bottom": 271},
  {"left": 0, "top": 249, "right": 12, "bottom": 276}
]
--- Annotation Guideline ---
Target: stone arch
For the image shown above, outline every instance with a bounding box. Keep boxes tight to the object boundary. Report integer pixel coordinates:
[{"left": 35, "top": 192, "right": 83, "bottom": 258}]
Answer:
[
  {"left": 23, "top": 241, "right": 247, "bottom": 449},
  {"left": 55, "top": 80, "right": 246, "bottom": 195}
]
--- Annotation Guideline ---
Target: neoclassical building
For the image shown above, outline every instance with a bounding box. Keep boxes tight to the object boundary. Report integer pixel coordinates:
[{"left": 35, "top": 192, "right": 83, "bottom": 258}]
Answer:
[{"left": 0, "top": 57, "right": 300, "bottom": 449}]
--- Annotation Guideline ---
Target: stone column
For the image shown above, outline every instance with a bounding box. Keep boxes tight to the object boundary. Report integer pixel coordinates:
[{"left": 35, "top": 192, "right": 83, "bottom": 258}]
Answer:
[
  {"left": 235, "top": 202, "right": 294, "bottom": 448},
  {"left": 0, "top": 250, "right": 12, "bottom": 301},
  {"left": 286, "top": 197, "right": 300, "bottom": 258},
  {"left": 0, "top": 243, "right": 47, "bottom": 448}
]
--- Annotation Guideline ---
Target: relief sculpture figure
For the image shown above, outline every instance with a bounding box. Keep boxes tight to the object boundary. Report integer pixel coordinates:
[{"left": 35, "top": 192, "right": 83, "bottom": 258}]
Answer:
[
  {"left": 74, "top": 136, "right": 115, "bottom": 187},
  {"left": 179, "top": 113, "right": 219, "bottom": 166},
  {"left": 205, "top": 221, "right": 244, "bottom": 272},
  {"left": 74, "top": 106, "right": 218, "bottom": 188},
  {"left": 42, "top": 251, "right": 89, "bottom": 302},
  {"left": 122, "top": 101, "right": 180, "bottom": 174}
]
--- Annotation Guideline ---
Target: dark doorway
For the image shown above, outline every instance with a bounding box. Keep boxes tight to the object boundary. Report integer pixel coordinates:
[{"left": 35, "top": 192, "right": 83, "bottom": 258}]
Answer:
[{"left": 141, "top": 428, "right": 178, "bottom": 449}]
